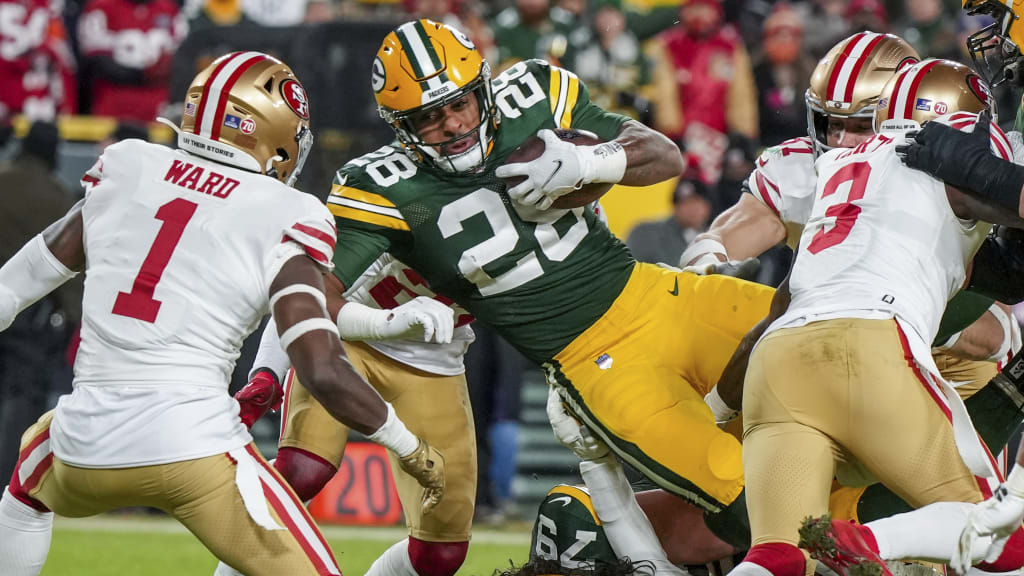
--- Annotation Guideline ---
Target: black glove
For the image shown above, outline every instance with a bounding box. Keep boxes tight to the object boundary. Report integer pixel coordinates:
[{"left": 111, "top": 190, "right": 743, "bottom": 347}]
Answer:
[
  {"left": 897, "top": 111, "right": 1024, "bottom": 217},
  {"left": 967, "top": 225, "right": 1024, "bottom": 304},
  {"left": 706, "top": 257, "right": 761, "bottom": 281}
]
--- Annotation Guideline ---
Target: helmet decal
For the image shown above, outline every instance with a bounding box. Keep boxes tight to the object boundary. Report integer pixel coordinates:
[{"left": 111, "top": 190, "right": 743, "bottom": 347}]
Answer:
[
  {"left": 194, "top": 52, "right": 269, "bottom": 141},
  {"left": 967, "top": 73, "right": 994, "bottom": 109},
  {"left": 281, "top": 79, "right": 309, "bottom": 120},
  {"left": 450, "top": 26, "right": 476, "bottom": 50},
  {"left": 372, "top": 57, "right": 386, "bottom": 93}
]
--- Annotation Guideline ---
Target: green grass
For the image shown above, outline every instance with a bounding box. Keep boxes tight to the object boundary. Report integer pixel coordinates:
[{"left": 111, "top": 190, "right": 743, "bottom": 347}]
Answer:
[{"left": 42, "top": 516, "right": 529, "bottom": 575}]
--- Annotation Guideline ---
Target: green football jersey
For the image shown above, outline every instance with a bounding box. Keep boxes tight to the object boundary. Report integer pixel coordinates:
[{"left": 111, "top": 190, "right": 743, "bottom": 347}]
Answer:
[
  {"left": 328, "top": 59, "right": 636, "bottom": 363},
  {"left": 529, "top": 485, "right": 617, "bottom": 567}
]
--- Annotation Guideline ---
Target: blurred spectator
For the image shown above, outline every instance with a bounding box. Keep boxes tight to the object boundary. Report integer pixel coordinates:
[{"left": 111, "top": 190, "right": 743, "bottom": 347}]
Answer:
[
  {"left": 491, "top": 0, "right": 575, "bottom": 70},
  {"left": 626, "top": 172, "right": 713, "bottom": 264},
  {"left": 466, "top": 324, "right": 530, "bottom": 524},
  {"left": 649, "top": 0, "right": 758, "bottom": 184},
  {"left": 897, "top": 0, "right": 959, "bottom": 61},
  {"left": 753, "top": 3, "right": 815, "bottom": 146},
  {"left": 0, "top": 0, "right": 77, "bottom": 124},
  {"left": 78, "top": 0, "right": 187, "bottom": 122},
  {"left": 844, "top": 0, "right": 888, "bottom": 34},
  {"left": 801, "top": 0, "right": 850, "bottom": 58},
  {"left": 242, "top": 0, "right": 309, "bottom": 26},
  {"left": 0, "top": 122, "right": 81, "bottom": 485},
  {"left": 712, "top": 133, "right": 757, "bottom": 217},
  {"left": 187, "top": 0, "right": 255, "bottom": 29},
  {"left": 571, "top": 0, "right": 650, "bottom": 122}
]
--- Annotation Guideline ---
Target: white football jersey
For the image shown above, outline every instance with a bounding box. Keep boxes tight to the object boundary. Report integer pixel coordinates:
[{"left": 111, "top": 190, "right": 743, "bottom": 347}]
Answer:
[
  {"left": 745, "top": 136, "right": 818, "bottom": 248},
  {"left": 51, "top": 139, "right": 336, "bottom": 468},
  {"left": 768, "top": 132, "right": 995, "bottom": 357},
  {"left": 344, "top": 254, "right": 474, "bottom": 376}
]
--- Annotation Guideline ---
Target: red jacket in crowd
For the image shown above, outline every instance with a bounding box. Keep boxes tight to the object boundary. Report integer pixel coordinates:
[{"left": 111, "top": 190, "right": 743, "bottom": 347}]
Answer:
[
  {"left": 78, "top": 0, "right": 186, "bottom": 122},
  {"left": 0, "top": 0, "right": 77, "bottom": 122}
]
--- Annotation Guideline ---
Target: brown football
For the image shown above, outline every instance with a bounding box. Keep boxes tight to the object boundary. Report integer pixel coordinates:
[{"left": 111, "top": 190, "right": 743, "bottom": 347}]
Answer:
[{"left": 501, "top": 129, "right": 615, "bottom": 209}]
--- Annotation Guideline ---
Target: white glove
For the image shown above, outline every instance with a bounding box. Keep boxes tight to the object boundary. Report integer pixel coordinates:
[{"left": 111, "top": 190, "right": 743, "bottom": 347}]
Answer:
[
  {"left": 336, "top": 297, "right": 455, "bottom": 344},
  {"left": 546, "top": 386, "right": 610, "bottom": 461},
  {"left": 684, "top": 258, "right": 761, "bottom": 281},
  {"left": 954, "top": 486, "right": 1024, "bottom": 574},
  {"left": 495, "top": 129, "right": 626, "bottom": 210}
]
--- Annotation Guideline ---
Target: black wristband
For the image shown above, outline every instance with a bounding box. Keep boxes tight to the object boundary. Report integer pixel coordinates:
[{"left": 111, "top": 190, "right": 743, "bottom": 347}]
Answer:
[{"left": 249, "top": 367, "right": 281, "bottom": 385}]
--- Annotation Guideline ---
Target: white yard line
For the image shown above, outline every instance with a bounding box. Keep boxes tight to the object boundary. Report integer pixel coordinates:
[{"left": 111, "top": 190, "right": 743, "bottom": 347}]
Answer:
[{"left": 54, "top": 516, "right": 531, "bottom": 546}]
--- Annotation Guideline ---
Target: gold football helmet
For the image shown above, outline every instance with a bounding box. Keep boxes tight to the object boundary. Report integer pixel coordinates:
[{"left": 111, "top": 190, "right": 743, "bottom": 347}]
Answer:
[
  {"left": 374, "top": 19, "right": 498, "bottom": 174},
  {"left": 160, "top": 51, "right": 313, "bottom": 186},
  {"left": 805, "top": 32, "right": 920, "bottom": 155},
  {"left": 963, "top": 0, "right": 1024, "bottom": 85},
  {"left": 874, "top": 58, "right": 996, "bottom": 133}
]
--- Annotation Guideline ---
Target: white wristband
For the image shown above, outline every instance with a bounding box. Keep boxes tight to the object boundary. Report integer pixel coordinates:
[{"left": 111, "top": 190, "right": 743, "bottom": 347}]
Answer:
[
  {"left": 705, "top": 386, "right": 739, "bottom": 423},
  {"left": 987, "top": 303, "right": 1015, "bottom": 363},
  {"left": 335, "top": 301, "right": 393, "bottom": 341},
  {"left": 680, "top": 238, "right": 728, "bottom": 268},
  {"left": 581, "top": 141, "right": 627, "bottom": 184},
  {"left": 366, "top": 402, "right": 419, "bottom": 457},
  {"left": 1006, "top": 465, "right": 1024, "bottom": 498}
]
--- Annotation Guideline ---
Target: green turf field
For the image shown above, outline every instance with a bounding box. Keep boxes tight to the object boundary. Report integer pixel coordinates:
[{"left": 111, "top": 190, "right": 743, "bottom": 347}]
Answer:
[{"left": 42, "top": 516, "right": 530, "bottom": 575}]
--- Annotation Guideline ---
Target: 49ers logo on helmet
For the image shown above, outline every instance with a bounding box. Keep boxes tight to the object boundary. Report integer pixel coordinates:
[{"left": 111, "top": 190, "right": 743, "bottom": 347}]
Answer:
[
  {"left": 281, "top": 79, "right": 310, "bottom": 120},
  {"left": 967, "top": 74, "right": 993, "bottom": 110}
]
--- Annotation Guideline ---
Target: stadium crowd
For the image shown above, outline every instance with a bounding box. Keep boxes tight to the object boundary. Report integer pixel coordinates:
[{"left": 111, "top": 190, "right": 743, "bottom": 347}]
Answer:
[{"left": 4, "top": 1, "right": 1024, "bottom": 576}]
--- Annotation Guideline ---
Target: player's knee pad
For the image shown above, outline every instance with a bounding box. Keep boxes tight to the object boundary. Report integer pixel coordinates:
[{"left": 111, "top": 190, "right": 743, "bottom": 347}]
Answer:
[
  {"left": 408, "top": 537, "right": 468, "bottom": 576},
  {"left": 744, "top": 542, "right": 806, "bottom": 576},
  {"left": 979, "top": 527, "right": 1024, "bottom": 572},
  {"left": 273, "top": 447, "right": 337, "bottom": 502}
]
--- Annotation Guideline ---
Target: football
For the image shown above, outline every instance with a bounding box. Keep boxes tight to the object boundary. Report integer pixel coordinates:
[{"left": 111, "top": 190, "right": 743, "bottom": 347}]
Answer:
[{"left": 501, "top": 129, "right": 615, "bottom": 209}]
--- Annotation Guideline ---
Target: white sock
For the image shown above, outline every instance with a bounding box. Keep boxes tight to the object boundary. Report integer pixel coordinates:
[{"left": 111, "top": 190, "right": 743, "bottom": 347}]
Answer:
[
  {"left": 364, "top": 538, "right": 418, "bottom": 576},
  {"left": 729, "top": 561, "right": 775, "bottom": 576},
  {"left": 580, "top": 456, "right": 688, "bottom": 575},
  {"left": 0, "top": 487, "right": 54, "bottom": 576},
  {"left": 212, "top": 562, "right": 244, "bottom": 576},
  {"left": 868, "top": 502, "right": 992, "bottom": 563}
]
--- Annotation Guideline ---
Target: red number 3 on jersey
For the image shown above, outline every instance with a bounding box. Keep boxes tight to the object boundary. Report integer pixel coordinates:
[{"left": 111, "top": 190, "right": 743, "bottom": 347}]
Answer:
[{"left": 807, "top": 161, "right": 871, "bottom": 255}]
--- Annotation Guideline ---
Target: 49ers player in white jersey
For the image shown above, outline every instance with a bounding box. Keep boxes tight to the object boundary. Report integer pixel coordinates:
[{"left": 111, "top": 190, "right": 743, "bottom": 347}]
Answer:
[
  {"left": 0, "top": 52, "right": 445, "bottom": 576},
  {"left": 728, "top": 59, "right": 1024, "bottom": 576},
  {"left": 219, "top": 251, "right": 475, "bottom": 576}
]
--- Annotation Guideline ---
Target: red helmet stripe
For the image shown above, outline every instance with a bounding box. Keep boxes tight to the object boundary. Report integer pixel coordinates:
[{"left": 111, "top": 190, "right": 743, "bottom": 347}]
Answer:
[
  {"left": 841, "top": 33, "right": 885, "bottom": 103},
  {"left": 901, "top": 59, "right": 940, "bottom": 121},
  {"left": 886, "top": 65, "right": 911, "bottom": 120},
  {"left": 210, "top": 54, "right": 269, "bottom": 141},
  {"left": 826, "top": 33, "right": 865, "bottom": 102},
  {"left": 194, "top": 53, "right": 240, "bottom": 136}
]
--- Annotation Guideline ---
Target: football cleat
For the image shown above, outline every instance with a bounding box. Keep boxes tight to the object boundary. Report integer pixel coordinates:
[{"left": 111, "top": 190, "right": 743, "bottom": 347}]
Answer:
[{"left": 799, "top": 514, "right": 893, "bottom": 576}]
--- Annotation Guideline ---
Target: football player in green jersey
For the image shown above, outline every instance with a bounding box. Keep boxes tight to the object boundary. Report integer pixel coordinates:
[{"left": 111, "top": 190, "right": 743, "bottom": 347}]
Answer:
[{"left": 318, "top": 17, "right": 780, "bottom": 558}]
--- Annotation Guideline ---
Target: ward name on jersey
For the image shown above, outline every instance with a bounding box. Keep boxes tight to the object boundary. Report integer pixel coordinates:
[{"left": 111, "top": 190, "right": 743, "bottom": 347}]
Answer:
[
  {"left": 768, "top": 131, "right": 999, "bottom": 359},
  {"left": 746, "top": 134, "right": 996, "bottom": 346},
  {"left": 329, "top": 59, "right": 632, "bottom": 363},
  {"left": 53, "top": 138, "right": 336, "bottom": 468}
]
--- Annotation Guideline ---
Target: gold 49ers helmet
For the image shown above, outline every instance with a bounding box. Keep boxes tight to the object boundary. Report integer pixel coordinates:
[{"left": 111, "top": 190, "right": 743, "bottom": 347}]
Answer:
[
  {"left": 806, "top": 32, "right": 920, "bottom": 155},
  {"left": 874, "top": 58, "right": 998, "bottom": 132},
  {"left": 373, "top": 19, "right": 498, "bottom": 174},
  {"left": 964, "top": 0, "right": 1024, "bottom": 85},
  {"left": 159, "top": 51, "right": 313, "bottom": 186}
]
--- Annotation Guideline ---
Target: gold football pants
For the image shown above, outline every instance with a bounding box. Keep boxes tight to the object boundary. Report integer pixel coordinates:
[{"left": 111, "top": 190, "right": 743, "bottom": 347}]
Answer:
[
  {"left": 280, "top": 340, "right": 476, "bottom": 542},
  {"left": 547, "top": 263, "right": 774, "bottom": 512}
]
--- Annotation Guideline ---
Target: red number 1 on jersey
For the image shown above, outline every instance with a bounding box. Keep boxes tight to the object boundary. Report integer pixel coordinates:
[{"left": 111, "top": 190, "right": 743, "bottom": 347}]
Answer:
[
  {"left": 112, "top": 198, "right": 198, "bottom": 323},
  {"left": 807, "top": 161, "right": 871, "bottom": 255}
]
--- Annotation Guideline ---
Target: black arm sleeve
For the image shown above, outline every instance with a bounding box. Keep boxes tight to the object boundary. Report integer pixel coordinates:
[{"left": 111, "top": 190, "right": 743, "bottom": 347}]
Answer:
[{"left": 967, "top": 226, "right": 1024, "bottom": 304}]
